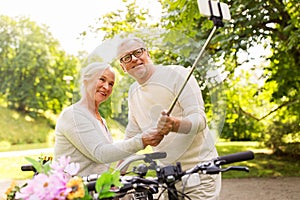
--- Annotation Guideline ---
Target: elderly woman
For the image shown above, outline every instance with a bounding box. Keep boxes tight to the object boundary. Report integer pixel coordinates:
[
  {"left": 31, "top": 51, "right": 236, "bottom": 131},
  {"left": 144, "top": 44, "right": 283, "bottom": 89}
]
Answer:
[{"left": 54, "top": 62, "right": 163, "bottom": 176}]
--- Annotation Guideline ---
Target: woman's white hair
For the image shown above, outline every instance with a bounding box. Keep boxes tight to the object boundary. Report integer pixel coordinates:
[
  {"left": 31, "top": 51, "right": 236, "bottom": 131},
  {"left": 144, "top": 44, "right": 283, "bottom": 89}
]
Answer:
[{"left": 79, "top": 62, "right": 112, "bottom": 96}]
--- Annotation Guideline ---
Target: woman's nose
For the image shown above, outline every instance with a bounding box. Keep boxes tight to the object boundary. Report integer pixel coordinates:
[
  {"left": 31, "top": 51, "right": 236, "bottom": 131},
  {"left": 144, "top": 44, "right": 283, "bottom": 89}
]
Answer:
[{"left": 102, "top": 82, "right": 109, "bottom": 89}]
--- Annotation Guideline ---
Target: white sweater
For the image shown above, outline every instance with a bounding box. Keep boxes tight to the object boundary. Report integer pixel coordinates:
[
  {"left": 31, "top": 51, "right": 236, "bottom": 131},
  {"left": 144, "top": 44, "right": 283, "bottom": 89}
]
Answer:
[
  {"left": 54, "top": 104, "right": 144, "bottom": 176},
  {"left": 126, "top": 65, "right": 218, "bottom": 171}
]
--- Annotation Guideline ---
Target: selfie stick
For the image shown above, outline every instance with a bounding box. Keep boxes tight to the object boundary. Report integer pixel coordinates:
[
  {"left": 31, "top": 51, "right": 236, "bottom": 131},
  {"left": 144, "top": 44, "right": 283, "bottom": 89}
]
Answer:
[{"left": 167, "top": 0, "right": 229, "bottom": 115}]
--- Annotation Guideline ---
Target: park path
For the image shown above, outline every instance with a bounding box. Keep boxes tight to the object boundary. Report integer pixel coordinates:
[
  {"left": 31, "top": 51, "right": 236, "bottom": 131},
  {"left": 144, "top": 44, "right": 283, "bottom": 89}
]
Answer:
[
  {"left": 0, "top": 148, "right": 53, "bottom": 158},
  {"left": 220, "top": 177, "right": 299, "bottom": 200}
]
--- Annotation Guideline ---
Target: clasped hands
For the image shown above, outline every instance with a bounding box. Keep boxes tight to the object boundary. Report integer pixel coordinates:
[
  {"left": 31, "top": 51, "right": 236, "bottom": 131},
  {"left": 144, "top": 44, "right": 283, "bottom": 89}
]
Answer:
[{"left": 141, "top": 110, "right": 176, "bottom": 147}]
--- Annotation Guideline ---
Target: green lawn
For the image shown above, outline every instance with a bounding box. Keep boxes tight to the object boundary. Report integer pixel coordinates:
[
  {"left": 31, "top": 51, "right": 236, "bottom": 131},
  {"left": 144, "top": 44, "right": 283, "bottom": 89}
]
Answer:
[
  {"left": 216, "top": 141, "right": 300, "bottom": 178},
  {"left": 0, "top": 141, "right": 299, "bottom": 180}
]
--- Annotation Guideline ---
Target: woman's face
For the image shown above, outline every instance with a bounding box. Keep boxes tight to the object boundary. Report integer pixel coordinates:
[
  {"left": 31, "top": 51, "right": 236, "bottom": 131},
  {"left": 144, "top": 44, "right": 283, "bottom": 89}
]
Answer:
[{"left": 93, "top": 67, "right": 115, "bottom": 105}]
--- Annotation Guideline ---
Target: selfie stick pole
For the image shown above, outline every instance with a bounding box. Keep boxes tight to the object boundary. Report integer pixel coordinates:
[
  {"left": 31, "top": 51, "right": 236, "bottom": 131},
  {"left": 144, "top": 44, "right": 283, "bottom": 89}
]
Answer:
[{"left": 167, "top": 4, "right": 225, "bottom": 115}]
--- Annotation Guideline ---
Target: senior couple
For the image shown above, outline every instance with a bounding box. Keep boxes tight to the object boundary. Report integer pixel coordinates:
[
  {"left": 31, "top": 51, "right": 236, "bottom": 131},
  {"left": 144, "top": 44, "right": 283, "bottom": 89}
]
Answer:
[{"left": 53, "top": 36, "right": 221, "bottom": 200}]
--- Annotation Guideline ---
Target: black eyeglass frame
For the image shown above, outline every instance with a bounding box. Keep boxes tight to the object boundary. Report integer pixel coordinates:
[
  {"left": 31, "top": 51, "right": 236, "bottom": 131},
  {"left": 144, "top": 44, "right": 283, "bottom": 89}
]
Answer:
[{"left": 119, "top": 48, "right": 146, "bottom": 64}]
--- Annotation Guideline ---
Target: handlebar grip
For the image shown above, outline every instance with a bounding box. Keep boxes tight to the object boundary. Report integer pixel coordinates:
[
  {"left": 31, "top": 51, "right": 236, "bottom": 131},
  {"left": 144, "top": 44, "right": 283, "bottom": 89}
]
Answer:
[
  {"left": 86, "top": 181, "right": 96, "bottom": 192},
  {"left": 216, "top": 151, "right": 254, "bottom": 165},
  {"left": 145, "top": 152, "right": 167, "bottom": 160},
  {"left": 21, "top": 164, "right": 36, "bottom": 172}
]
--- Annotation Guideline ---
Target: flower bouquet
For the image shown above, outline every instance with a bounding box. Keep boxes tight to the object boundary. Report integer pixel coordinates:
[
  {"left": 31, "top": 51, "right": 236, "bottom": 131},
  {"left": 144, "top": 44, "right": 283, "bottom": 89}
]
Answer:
[{"left": 4, "top": 156, "right": 122, "bottom": 200}]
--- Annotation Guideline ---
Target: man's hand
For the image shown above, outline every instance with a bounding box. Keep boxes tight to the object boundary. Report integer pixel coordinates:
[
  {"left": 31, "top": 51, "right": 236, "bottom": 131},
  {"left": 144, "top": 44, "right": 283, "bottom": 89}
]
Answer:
[
  {"left": 157, "top": 110, "right": 178, "bottom": 135},
  {"left": 141, "top": 128, "right": 164, "bottom": 147}
]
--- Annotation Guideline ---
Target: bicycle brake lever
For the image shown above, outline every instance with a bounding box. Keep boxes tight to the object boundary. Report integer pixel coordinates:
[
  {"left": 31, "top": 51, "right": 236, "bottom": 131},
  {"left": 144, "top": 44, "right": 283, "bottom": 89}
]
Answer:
[
  {"left": 144, "top": 152, "right": 167, "bottom": 163},
  {"left": 221, "top": 166, "right": 249, "bottom": 172}
]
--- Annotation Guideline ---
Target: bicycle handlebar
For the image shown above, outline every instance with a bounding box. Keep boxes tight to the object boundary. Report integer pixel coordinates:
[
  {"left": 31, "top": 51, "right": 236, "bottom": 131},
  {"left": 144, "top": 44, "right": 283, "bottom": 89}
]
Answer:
[
  {"left": 84, "top": 151, "right": 255, "bottom": 198},
  {"left": 215, "top": 150, "right": 254, "bottom": 165},
  {"left": 21, "top": 164, "right": 36, "bottom": 172},
  {"left": 186, "top": 150, "right": 254, "bottom": 174},
  {"left": 114, "top": 152, "right": 167, "bottom": 173},
  {"left": 21, "top": 151, "right": 254, "bottom": 199}
]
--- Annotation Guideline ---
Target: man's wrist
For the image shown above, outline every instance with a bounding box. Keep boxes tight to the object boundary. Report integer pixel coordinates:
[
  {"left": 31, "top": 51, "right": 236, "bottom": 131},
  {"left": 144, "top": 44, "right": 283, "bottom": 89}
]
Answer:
[{"left": 171, "top": 118, "right": 180, "bottom": 132}]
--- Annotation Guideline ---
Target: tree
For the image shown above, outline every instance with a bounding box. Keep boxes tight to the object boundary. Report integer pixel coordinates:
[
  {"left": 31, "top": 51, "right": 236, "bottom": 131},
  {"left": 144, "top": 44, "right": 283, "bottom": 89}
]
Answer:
[
  {"left": 0, "top": 15, "right": 80, "bottom": 117},
  {"left": 160, "top": 0, "right": 299, "bottom": 153},
  {"left": 84, "top": 0, "right": 156, "bottom": 125},
  {"left": 85, "top": 0, "right": 299, "bottom": 155}
]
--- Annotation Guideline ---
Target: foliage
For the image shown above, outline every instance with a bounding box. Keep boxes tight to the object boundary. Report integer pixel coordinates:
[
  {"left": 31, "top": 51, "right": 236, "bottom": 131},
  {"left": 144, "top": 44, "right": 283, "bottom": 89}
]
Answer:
[
  {"left": 86, "top": 0, "right": 154, "bottom": 125},
  {"left": 86, "top": 0, "right": 155, "bottom": 40},
  {"left": 157, "top": 0, "right": 300, "bottom": 145},
  {"left": 0, "top": 15, "right": 80, "bottom": 118},
  {"left": 95, "top": 171, "right": 122, "bottom": 199},
  {"left": 4, "top": 156, "right": 122, "bottom": 200},
  {"left": 0, "top": 0, "right": 297, "bottom": 158},
  {"left": 89, "top": 0, "right": 300, "bottom": 148},
  {"left": 265, "top": 120, "right": 300, "bottom": 156},
  {"left": 220, "top": 68, "right": 273, "bottom": 140}
]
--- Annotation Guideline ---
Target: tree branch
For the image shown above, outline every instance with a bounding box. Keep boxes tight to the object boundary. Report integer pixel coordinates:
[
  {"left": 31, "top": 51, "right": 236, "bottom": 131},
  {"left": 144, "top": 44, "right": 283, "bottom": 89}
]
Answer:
[{"left": 239, "top": 98, "right": 300, "bottom": 121}]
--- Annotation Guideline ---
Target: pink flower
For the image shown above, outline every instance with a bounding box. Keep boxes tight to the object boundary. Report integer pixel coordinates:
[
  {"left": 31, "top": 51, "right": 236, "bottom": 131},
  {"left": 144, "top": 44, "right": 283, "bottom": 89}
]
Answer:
[
  {"left": 50, "top": 156, "right": 80, "bottom": 176},
  {"left": 14, "top": 156, "right": 83, "bottom": 200},
  {"left": 50, "top": 156, "right": 71, "bottom": 174},
  {"left": 47, "top": 173, "right": 71, "bottom": 200},
  {"left": 15, "top": 173, "right": 50, "bottom": 199},
  {"left": 64, "top": 162, "right": 80, "bottom": 176}
]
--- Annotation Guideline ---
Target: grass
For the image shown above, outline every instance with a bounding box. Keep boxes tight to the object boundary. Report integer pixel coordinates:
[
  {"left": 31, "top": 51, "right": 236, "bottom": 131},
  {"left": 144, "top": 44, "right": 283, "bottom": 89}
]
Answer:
[
  {"left": 1, "top": 141, "right": 299, "bottom": 180},
  {"left": 216, "top": 141, "right": 300, "bottom": 178},
  {"left": 0, "top": 106, "right": 54, "bottom": 148},
  {"left": 0, "top": 153, "right": 49, "bottom": 180},
  {"left": 0, "top": 105, "right": 298, "bottom": 180}
]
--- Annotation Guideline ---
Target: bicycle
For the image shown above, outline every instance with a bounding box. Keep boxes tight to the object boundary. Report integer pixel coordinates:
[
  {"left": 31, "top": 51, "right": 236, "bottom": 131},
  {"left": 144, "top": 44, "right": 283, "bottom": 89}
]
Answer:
[{"left": 84, "top": 150, "right": 255, "bottom": 200}]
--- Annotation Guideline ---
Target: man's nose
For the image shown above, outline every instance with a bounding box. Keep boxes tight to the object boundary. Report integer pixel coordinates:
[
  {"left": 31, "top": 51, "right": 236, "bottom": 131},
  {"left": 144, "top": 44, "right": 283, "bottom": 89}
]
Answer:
[{"left": 131, "top": 54, "right": 139, "bottom": 61}]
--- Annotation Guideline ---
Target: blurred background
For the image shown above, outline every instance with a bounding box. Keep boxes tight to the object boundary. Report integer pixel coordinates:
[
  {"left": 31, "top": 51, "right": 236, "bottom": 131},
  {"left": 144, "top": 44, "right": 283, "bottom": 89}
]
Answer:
[{"left": 0, "top": 0, "right": 299, "bottom": 194}]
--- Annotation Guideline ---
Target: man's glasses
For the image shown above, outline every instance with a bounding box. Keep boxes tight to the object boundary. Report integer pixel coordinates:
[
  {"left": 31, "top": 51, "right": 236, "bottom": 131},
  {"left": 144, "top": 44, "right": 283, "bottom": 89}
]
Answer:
[{"left": 120, "top": 48, "right": 146, "bottom": 64}]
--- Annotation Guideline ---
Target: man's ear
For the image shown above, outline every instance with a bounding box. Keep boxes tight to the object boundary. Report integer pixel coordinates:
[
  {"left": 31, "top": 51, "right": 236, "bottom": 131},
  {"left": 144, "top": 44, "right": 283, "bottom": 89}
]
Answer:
[{"left": 120, "top": 63, "right": 127, "bottom": 72}]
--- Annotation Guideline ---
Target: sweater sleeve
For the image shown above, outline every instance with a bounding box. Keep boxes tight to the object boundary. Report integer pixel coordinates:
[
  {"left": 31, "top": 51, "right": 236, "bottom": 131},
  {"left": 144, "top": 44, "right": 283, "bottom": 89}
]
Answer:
[
  {"left": 57, "top": 108, "right": 144, "bottom": 164},
  {"left": 124, "top": 85, "right": 143, "bottom": 139},
  {"left": 173, "top": 66, "right": 207, "bottom": 134},
  {"left": 159, "top": 65, "right": 207, "bottom": 134}
]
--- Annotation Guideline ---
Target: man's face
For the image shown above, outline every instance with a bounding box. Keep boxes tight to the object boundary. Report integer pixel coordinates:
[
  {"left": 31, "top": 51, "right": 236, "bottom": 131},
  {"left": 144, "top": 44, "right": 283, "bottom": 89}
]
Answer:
[{"left": 118, "top": 40, "right": 152, "bottom": 81}]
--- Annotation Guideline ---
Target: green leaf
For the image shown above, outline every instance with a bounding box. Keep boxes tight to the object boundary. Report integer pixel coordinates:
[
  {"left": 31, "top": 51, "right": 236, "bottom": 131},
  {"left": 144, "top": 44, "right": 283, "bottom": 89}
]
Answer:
[
  {"left": 81, "top": 185, "right": 93, "bottom": 200},
  {"left": 42, "top": 161, "right": 52, "bottom": 175},
  {"left": 95, "top": 171, "right": 123, "bottom": 199},
  {"left": 24, "top": 157, "right": 44, "bottom": 173},
  {"left": 111, "top": 171, "right": 123, "bottom": 188}
]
